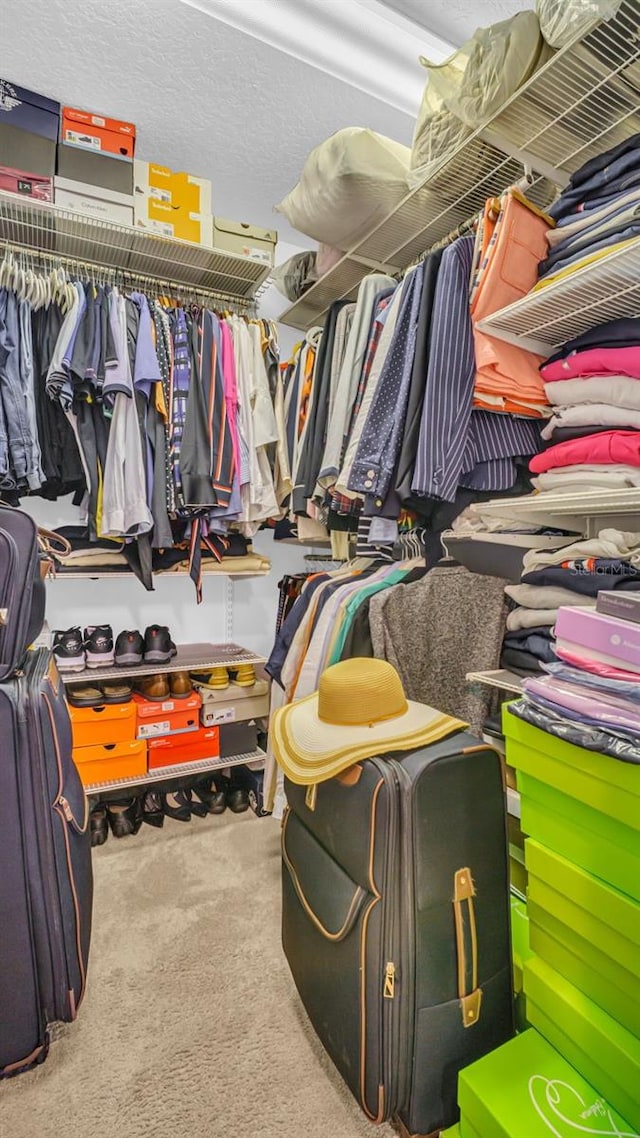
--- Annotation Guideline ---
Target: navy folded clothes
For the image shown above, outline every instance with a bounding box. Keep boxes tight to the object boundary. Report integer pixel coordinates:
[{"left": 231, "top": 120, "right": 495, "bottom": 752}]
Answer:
[
  {"left": 541, "top": 317, "right": 640, "bottom": 365},
  {"left": 500, "top": 647, "right": 544, "bottom": 676},
  {"left": 509, "top": 695, "right": 640, "bottom": 765},
  {"left": 539, "top": 212, "right": 640, "bottom": 277},
  {"left": 537, "top": 220, "right": 640, "bottom": 282},
  {"left": 502, "top": 632, "right": 555, "bottom": 664},
  {"left": 567, "top": 131, "right": 640, "bottom": 191},
  {"left": 521, "top": 562, "right": 640, "bottom": 597}
]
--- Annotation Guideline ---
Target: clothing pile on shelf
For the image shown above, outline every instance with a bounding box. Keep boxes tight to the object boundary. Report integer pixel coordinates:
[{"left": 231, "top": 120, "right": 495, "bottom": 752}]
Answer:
[
  {"left": 0, "top": 261, "right": 285, "bottom": 594},
  {"left": 280, "top": 190, "right": 555, "bottom": 560},
  {"left": 500, "top": 528, "right": 640, "bottom": 680},
  {"left": 539, "top": 130, "right": 640, "bottom": 288},
  {"left": 532, "top": 317, "right": 640, "bottom": 496}
]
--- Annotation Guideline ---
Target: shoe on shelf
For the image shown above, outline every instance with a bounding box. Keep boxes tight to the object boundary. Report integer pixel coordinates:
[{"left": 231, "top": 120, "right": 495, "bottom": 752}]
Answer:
[
  {"left": 84, "top": 625, "right": 115, "bottom": 669},
  {"left": 169, "top": 671, "right": 192, "bottom": 699},
  {"left": 135, "top": 674, "right": 170, "bottom": 702},
  {"left": 100, "top": 681, "right": 133, "bottom": 704},
  {"left": 194, "top": 666, "right": 229, "bottom": 690},
  {"left": 90, "top": 804, "right": 109, "bottom": 847},
  {"left": 161, "top": 789, "right": 192, "bottom": 823},
  {"left": 193, "top": 777, "right": 227, "bottom": 815},
  {"left": 143, "top": 626, "right": 177, "bottom": 665},
  {"left": 66, "top": 682, "right": 104, "bottom": 708},
  {"left": 53, "top": 627, "right": 86, "bottom": 673},
  {"left": 106, "top": 798, "right": 142, "bottom": 838},
  {"left": 115, "top": 630, "right": 144, "bottom": 667},
  {"left": 141, "top": 790, "right": 164, "bottom": 828},
  {"left": 223, "top": 776, "right": 250, "bottom": 814},
  {"left": 231, "top": 664, "right": 256, "bottom": 688}
]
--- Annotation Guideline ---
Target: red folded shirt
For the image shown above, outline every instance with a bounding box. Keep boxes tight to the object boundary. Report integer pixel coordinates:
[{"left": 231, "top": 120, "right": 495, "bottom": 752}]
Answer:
[
  {"left": 541, "top": 345, "right": 640, "bottom": 382},
  {"left": 530, "top": 429, "right": 640, "bottom": 473}
]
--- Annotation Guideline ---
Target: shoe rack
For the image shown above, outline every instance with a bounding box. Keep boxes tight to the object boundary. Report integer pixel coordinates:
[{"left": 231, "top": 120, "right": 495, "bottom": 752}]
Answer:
[
  {"left": 63, "top": 641, "right": 267, "bottom": 796},
  {"left": 59, "top": 641, "right": 264, "bottom": 685}
]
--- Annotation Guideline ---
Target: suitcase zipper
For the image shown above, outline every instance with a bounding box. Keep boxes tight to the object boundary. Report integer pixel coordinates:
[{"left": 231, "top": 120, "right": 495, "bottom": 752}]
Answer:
[
  {"left": 387, "top": 758, "right": 417, "bottom": 1118},
  {"left": 370, "top": 757, "right": 402, "bottom": 1121},
  {"left": 0, "top": 530, "right": 18, "bottom": 674}
]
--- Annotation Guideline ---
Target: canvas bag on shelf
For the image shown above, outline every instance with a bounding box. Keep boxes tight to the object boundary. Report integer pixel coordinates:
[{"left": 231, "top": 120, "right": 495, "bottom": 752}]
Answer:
[
  {"left": 536, "top": 0, "right": 621, "bottom": 49},
  {"left": 410, "top": 11, "right": 548, "bottom": 185},
  {"left": 275, "top": 127, "right": 411, "bottom": 251},
  {"left": 271, "top": 250, "right": 318, "bottom": 302}
]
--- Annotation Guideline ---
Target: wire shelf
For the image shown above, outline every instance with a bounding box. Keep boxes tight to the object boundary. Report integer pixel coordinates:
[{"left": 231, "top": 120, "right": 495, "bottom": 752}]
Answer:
[
  {"left": 466, "top": 670, "right": 524, "bottom": 695},
  {"left": 49, "top": 566, "right": 270, "bottom": 581},
  {"left": 279, "top": 0, "right": 640, "bottom": 330},
  {"left": 477, "top": 237, "right": 640, "bottom": 353},
  {"left": 83, "top": 746, "right": 266, "bottom": 795},
  {"left": 0, "top": 191, "right": 272, "bottom": 301},
  {"left": 479, "top": 488, "right": 640, "bottom": 537},
  {"left": 60, "top": 642, "right": 266, "bottom": 684}
]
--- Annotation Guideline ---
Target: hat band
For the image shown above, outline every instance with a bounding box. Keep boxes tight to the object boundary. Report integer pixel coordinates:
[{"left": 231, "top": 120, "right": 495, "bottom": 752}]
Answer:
[{"left": 317, "top": 696, "right": 409, "bottom": 729}]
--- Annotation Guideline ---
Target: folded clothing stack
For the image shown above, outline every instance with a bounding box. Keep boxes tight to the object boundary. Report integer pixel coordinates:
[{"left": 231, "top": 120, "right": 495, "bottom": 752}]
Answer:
[
  {"left": 509, "top": 536, "right": 640, "bottom": 761},
  {"left": 529, "top": 316, "right": 640, "bottom": 495},
  {"left": 538, "top": 131, "right": 640, "bottom": 288},
  {"left": 500, "top": 527, "right": 640, "bottom": 676}
]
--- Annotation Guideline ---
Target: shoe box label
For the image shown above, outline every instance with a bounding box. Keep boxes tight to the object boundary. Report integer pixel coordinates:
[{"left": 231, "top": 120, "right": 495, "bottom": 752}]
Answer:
[
  {"left": 137, "top": 720, "right": 199, "bottom": 739},
  {"left": 206, "top": 706, "right": 236, "bottom": 725}
]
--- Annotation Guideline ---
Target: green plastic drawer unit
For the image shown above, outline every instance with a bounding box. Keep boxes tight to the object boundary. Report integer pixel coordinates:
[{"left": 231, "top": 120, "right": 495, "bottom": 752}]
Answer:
[
  {"left": 440, "top": 1126, "right": 462, "bottom": 1138},
  {"left": 510, "top": 892, "right": 532, "bottom": 994},
  {"left": 520, "top": 773, "right": 640, "bottom": 901},
  {"left": 457, "top": 1027, "right": 638, "bottom": 1138},
  {"left": 527, "top": 839, "right": 640, "bottom": 1037},
  {"left": 524, "top": 956, "right": 640, "bottom": 1133},
  {"left": 502, "top": 706, "right": 640, "bottom": 836},
  {"left": 460, "top": 1125, "right": 482, "bottom": 1138}
]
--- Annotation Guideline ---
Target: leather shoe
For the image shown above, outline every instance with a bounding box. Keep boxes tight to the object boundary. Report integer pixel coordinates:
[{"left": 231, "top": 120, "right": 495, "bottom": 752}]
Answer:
[
  {"left": 67, "top": 683, "right": 104, "bottom": 708},
  {"left": 169, "top": 671, "right": 192, "bottom": 699},
  {"left": 141, "top": 790, "right": 164, "bottom": 828},
  {"left": 90, "top": 804, "right": 109, "bottom": 846},
  {"left": 193, "top": 777, "right": 227, "bottom": 815},
  {"left": 187, "top": 787, "right": 209, "bottom": 818},
  {"left": 106, "top": 798, "right": 142, "bottom": 838},
  {"left": 100, "top": 680, "right": 133, "bottom": 704},
  {"left": 161, "top": 789, "right": 192, "bottom": 822},
  {"left": 224, "top": 777, "right": 250, "bottom": 814},
  {"left": 135, "top": 674, "right": 170, "bottom": 702}
]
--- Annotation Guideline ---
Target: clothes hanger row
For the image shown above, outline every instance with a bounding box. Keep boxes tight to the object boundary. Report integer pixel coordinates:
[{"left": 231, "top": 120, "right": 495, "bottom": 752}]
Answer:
[{"left": 0, "top": 245, "right": 258, "bottom": 315}]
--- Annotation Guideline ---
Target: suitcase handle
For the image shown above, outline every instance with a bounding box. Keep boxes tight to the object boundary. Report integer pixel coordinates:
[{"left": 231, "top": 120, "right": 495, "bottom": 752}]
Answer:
[{"left": 453, "top": 867, "right": 482, "bottom": 1028}]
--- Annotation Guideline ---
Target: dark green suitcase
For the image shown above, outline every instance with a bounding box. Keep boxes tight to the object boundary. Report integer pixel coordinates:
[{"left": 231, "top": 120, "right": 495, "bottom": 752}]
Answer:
[{"left": 282, "top": 733, "right": 514, "bottom": 1136}]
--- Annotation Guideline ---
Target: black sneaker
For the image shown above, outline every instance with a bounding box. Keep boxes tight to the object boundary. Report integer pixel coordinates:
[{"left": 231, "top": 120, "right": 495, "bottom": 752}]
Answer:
[
  {"left": 84, "top": 625, "right": 115, "bottom": 669},
  {"left": 115, "top": 629, "right": 144, "bottom": 667},
  {"left": 143, "top": 625, "right": 177, "bottom": 665},
  {"left": 53, "top": 627, "right": 86, "bottom": 673}
]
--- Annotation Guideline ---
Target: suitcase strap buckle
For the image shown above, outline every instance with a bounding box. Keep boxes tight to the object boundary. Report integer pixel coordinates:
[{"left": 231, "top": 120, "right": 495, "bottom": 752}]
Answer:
[{"left": 453, "top": 867, "right": 483, "bottom": 1028}]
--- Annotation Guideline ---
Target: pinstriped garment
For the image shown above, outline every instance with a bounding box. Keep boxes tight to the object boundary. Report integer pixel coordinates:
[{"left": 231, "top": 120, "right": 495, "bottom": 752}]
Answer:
[{"left": 411, "top": 236, "right": 541, "bottom": 504}]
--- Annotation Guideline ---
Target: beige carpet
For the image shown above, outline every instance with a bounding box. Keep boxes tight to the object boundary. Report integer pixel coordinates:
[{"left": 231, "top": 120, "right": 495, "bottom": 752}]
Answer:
[{"left": 1, "top": 812, "right": 395, "bottom": 1138}]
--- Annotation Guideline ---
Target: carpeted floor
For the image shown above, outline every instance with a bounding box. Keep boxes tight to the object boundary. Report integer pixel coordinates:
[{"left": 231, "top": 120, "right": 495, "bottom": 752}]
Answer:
[{"left": 1, "top": 812, "right": 395, "bottom": 1138}]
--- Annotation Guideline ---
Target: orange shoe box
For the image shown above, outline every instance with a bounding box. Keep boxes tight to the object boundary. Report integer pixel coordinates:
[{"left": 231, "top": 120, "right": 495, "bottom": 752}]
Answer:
[
  {"left": 73, "top": 740, "right": 147, "bottom": 787},
  {"left": 147, "top": 725, "right": 220, "bottom": 769},
  {"left": 69, "top": 700, "right": 137, "bottom": 748},
  {"left": 61, "top": 106, "right": 135, "bottom": 159},
  {"left": 133, "top": 691, "right": 202, "bottom": 740}
]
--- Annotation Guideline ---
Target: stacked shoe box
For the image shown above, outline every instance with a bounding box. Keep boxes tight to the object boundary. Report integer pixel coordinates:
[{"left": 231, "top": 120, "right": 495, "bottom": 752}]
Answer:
[
  {"left": 133, "top": 160, "right": 213, "bottom": 245},
  {"left": 71, "top": 701, "right": 145, "bottom": 786},
  {"left": 0, "top": 77, "right": 59, "bottom": 196},
  {"left": 496, "top": 705, "right": 640, "bottom": 1134},
  {"left": 55, "top": 104, "right": 136, "bottom": 221}
]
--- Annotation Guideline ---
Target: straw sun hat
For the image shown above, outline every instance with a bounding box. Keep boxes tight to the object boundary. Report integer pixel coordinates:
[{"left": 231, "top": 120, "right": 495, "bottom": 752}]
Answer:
[{"left": 271, "top": 658, "right": 466, "bottom": 785}]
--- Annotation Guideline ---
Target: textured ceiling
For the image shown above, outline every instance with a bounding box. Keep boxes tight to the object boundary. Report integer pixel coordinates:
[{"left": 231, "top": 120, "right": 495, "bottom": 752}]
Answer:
[
  {"left": 1, "top": 0, "right": 534, "bottom": 252},
  {"left": 377, "top": 0, "right": 532, "bottom": 45},
  {"left": 0, "top": 0, "right": 416, "bottom": 246}
]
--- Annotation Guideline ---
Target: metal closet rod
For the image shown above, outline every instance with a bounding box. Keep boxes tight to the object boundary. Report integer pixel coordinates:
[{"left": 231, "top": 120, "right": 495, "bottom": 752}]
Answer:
[{"left": 0, "top": 241, "right": 258, "bottom": 311}]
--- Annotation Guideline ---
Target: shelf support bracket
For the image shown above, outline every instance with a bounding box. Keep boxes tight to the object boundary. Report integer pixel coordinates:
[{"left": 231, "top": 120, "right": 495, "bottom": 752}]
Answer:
[{"left": 478, "top": 128, "right": 572, "bottom": 189}]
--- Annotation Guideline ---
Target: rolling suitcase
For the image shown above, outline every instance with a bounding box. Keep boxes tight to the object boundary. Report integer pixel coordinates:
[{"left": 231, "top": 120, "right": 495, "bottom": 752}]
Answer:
[
  {"left": 282, "top": 734, "right": 514, "bottom": 1136},
  {"left": 0, "top": 507, "right": 92, "bottom": 1078}
]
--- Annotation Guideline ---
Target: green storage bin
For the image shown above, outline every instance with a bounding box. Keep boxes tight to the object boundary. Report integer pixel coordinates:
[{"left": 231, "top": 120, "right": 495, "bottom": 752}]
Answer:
[
  {"left": 502, "top": 706, "right": 640, "bottom": 831},
  {"left": 520, "top": 773, "right": 640, "bottom": 900},
  {"left": 510, "top": 892, "right": 532, "bottom": 994},
  {"left": 440, "top": 1125, "right": 462, "bottom": 1138},
  {"left": 527, "top": 839, "right": 640, "bottom": 1036},
  {"left": 458, "top": 1027, "right": 637, "bottom": 1138},
  {"left": 524, "top": 956, "right": 640, "bottom": 1132},
  {"left": 460, "top": 1123, "right": 482, "bottom": 1138}
]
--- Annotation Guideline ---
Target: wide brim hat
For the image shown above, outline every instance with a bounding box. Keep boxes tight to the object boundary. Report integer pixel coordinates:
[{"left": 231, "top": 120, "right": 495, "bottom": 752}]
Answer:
[{"left": 271, "top": 658, "right": 466, "bottom": 785}]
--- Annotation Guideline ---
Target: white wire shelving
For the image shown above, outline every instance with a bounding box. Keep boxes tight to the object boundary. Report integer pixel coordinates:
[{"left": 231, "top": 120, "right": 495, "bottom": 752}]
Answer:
[
  {"left": 49, "top": 565, "right": 270, "bottom": 581},
  {"left": 477, "top": 237, "right": 640, "bottom": 353},
  {"left": 0, "top": 191, "right": 272, "bottom": 301},
  {"left": 83, "top": 746, "right": 266, "bottom": 795},
  {"left": 279, "top": 0, "right": 640, "bottom": 330},
  {"left": 466, "top": 669, "right": 524, "bottom": 695},
  {"left": 479, "top": 487, "right": 640, "bottom": 538},
  {"left": 60, "top": 641, "right": 266, "bottom": 684}
]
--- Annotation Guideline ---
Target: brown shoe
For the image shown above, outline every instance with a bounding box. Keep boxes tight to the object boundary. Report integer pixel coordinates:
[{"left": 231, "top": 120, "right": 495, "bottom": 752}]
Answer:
[
  {"left": 135, "top": 674, "right": 170, "bottom": 702},
  {"left": 169, "top": 671, "right": 193, "bottom": 699},
  {"left": 67, "top": 683, "right": 104, "bottom": 708},
  {"left": 100, "top": 681, "right": 133, "bottom": 704}
]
